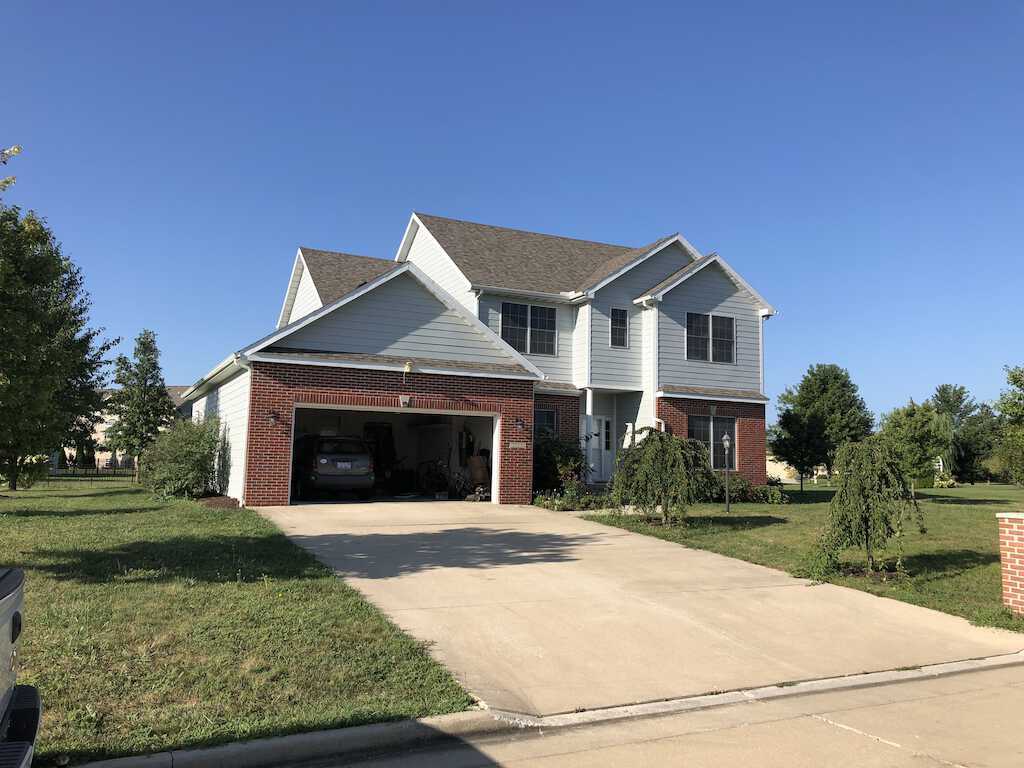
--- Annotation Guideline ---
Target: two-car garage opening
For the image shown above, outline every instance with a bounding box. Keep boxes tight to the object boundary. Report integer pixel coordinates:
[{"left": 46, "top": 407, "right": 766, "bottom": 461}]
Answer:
[{"left": 290, "top": 406, "right": 497, "bottom": 503}]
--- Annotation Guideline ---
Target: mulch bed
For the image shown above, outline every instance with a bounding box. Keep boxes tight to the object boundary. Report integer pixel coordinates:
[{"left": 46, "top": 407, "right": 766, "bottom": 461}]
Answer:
[{"left": 197, "top": 495, "right": 240, "bottom": 509}]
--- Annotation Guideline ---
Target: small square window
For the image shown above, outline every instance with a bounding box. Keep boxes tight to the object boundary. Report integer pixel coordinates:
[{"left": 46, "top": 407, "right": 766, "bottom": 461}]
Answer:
[{"left": 610, "top": 308, "right": 628, "bottom": 348}]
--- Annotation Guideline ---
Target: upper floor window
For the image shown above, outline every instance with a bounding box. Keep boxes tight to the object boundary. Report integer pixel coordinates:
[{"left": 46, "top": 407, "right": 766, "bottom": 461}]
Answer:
[
  {"left": 686, "top": 312, "right": 735, "bottom": 364},
  {"left": 501, "top": 302, "right": 557, "bottom": 356},
  {"left": 687, "top": 415, "right": 736, "bottom": 469},
  {"left": 610, "top": 307, "right": 629, "bottom": 348}
]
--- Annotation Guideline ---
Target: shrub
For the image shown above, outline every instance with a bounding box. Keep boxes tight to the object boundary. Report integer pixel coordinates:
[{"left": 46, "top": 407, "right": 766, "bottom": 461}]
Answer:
[
  {"left": 533, "top": 491, "right": 613, "bottom": 512},
  {"left": 0, "top": 456, "right": 50, "bottom": 489},
  {"left": 533, "top": 436, "right": 586, "bottom": 494},
  {"left": 823, "top": 438, "right": 923, "bottom": 572},
  {"left": 934, "top": 471, "right": 957, "bottom": 489},
  {"left": 139, "top": 418, "right": 220, "bottom": 499},
  {"left": 611, "top": 428, "right": 696, "bottom": 524},
  {"left": 998, "top": 426, "right": 1024, "bottom": 485}
]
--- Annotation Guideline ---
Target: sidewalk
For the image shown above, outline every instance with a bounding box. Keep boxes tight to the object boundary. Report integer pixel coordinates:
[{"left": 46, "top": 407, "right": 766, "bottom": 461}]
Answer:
[{"left": 344, "top": 663, "right": 1024, "bottom": 767}]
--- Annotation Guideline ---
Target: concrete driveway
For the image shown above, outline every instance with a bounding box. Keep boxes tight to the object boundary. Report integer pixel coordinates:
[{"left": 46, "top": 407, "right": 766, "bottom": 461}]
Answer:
[{"left": 258, "top": 501, "right": 1024, "bottom": 717}]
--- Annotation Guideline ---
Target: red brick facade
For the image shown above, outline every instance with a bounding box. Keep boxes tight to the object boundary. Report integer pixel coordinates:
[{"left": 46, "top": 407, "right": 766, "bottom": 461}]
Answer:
[
  {"left": 998, "top": 513, "right": 1024, "bottom": 616},
  {"left": 534, "top": 393, "right": 581, "bottom": 443},
  {"left": 655, "top": 397, "right": 767, "bottom": 485},
  {"left": 244, "top": 362, "right": 535, "bottom": 506}
]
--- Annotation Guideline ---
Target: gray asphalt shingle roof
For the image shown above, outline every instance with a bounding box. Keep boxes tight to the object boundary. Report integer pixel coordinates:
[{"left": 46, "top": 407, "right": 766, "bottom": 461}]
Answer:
[
  {"left": 413, "top": 213, "right": 678, "bottom": 295},
  {"left": 299, "top": 248, "right": 398, "bottom": 305}
]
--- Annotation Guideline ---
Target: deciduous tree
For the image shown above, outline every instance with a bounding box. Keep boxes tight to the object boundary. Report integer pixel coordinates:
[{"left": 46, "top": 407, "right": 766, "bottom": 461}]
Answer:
[
  {"left": 105, "top": 330, "right": 177, "bottom": 464},
  {"left": 778, "top": 364, "right": 874, "bottom": 473},
  {"left": 768, "top": 408, "right": 828, "bottom": 492},
  {"left": 878, "top": 400, "right": 946, "bottom": 493},
  {"left": 0, "top": 204, "right": 114, "bottom": 489}
]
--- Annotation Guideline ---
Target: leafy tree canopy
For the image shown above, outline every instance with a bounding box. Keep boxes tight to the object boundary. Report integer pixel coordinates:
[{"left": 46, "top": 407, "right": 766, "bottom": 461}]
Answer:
[
  {"left": 105, "top": 330, "right": 177, "bottom": 459},
  {"left": 997, "top": 366, "right": 1024, "bottom": 426},
  {"left": 0, "top": 204, "right": 114, "bottom": 488},
  {"left": 0, "top": 144, "right": 22, "bottom": 194},
  {"left": 929, "top": 384, "right": 977, "bottom": 428},
  {"left": 778, "top": 364, "right": 874, "bottom": 472},
  {"left": 878, "top": 400, "right": 947, "bottom": 487},
  {"left": 768, "top": 407, "right": 828, "bottom": 491}
]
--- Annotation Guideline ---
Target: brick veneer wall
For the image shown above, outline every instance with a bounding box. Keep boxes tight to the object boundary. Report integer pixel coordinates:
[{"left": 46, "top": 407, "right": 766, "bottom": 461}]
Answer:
[
  {"left": 534, "top": 393, "right": 581, "bottom": 443},
  {"left": 244, "top": 362, "right": 536, "bottom": 506},
  {"left": 998, "top": 512, "right": 1024, "bottom": 616},
  {"left": 655, "top": 397, "right": 767, "bottom": 485}
]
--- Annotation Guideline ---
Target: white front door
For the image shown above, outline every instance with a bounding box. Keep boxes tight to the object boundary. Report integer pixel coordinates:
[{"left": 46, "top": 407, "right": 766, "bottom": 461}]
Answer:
[{"left": 590, "top": 415, "right": 614, "bottom": 483}]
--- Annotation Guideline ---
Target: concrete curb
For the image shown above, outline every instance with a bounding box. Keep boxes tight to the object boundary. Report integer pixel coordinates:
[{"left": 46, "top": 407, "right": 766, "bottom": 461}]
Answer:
[
  {"left": 491, "top": 649, "right": 1024, "bottom": 728},
  {"left": 74, "top": 710, "right": 513, "bottom": 768},
  {"left": 76, "top": 651, "right": 1024, "bottom": 767}
]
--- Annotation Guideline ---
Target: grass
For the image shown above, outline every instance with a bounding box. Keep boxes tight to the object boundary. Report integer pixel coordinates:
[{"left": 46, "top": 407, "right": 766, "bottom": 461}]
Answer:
[
  {"left": 585, "top": 483, "right": 1024, "bottom": 633},
  {"left": 1, "top": 485, "right": 472, "bottom": 766}
]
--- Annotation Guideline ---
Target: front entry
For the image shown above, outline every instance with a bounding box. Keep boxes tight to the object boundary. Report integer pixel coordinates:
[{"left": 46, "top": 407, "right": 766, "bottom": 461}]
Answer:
[{"left": 589, "top": 414, "right": 614, "bottom": 483}]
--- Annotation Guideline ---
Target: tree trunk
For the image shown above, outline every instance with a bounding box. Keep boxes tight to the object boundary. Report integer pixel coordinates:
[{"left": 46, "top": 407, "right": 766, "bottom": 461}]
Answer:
[
  {"left": 5, "top": 457, "right": 18, "bottom": 491},
  {"left": 800, "top": 474, "right": 804, "bottom": 493}
]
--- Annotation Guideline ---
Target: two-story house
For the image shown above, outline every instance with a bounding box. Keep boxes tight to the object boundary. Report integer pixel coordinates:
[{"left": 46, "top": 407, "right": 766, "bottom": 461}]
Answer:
[{"left": 182, "top": 213, "right": 774, "bottom": 506}]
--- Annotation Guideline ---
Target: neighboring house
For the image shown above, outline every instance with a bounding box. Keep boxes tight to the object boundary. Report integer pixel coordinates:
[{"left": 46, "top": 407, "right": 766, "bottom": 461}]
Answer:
[
  {"left": 181, "top": 213, "right": 775, "bottom": 505},
  {"left": 85, "top": 386, "right": 191, "bottom": 469}
]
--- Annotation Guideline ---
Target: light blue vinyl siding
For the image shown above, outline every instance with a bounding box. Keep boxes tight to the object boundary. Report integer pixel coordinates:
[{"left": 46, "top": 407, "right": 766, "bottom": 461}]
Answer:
[
  {"left": 478, "top": 294, "right": 574, "bottom": 382},
  {"left": 276, "top": 272, "right": 514, "bottom": 365},
  {"left": 191, "top": 369, "right": 251, "bottom": 501},
  {"left": 590, "top": 242, "right": 692, "bottom": 389},
  {"left": 658, "top": 262, "right": 762, "bottom": 392}
]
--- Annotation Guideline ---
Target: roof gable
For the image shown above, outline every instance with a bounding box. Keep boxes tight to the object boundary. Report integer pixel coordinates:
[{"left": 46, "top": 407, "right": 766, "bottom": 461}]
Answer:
[
  {"left": 249, "top": 263, "right": 544, "bottom": 380},
  {"left": 634, "top": 253, "right": 775, "bottom": 315}
]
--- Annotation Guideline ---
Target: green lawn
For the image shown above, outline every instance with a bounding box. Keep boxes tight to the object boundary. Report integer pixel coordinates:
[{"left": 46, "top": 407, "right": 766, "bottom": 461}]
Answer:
[
  {"left": 586, "top": 483, "right": 1024, "bottom": 633},
  {"left": 1, "top": 485, "right": 471, "bottom": 766}
]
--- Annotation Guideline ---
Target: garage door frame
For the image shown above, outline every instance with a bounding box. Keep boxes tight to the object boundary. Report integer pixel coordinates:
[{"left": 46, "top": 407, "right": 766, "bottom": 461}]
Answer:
[{"left": 290, "top": 401, "right": 502, "bottom": 504}]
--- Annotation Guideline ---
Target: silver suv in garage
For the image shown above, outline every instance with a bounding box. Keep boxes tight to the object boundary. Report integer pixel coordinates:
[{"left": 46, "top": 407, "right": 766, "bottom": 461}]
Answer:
[{"left": 293, "top": 436, "right": 375, "bottom": 500}]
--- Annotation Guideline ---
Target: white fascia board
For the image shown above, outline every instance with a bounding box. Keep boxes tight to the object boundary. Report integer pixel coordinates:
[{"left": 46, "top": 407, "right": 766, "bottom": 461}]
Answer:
[
  {"left": 655, "top": 390, "right": 768, "bottom": 404},
  {"left": 248, "top": 352, "right": 540, "bottom": 381},
  {"left": 276, "top": 250, "right": 305, "bottom": 329},
  {"left": 472, "top": 285, "right": 573, "bottom": 303},
  {"left": 406, "top": 264, "right": 545, "bottom": 380},
  {"left": 245, "top": 263, "right": 413, "bottom": 356},
  {"left": 393, "top": 213, "right": 420, "bottom": 262},
  {"left": 181, "top": 353, "right": 245, "bottom": 402},
  {"left": 584, "top": 234, "right": 697, "bottom": 296}
]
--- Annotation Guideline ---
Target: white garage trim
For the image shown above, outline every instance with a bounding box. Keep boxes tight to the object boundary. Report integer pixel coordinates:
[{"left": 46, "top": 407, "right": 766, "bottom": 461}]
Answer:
[{"left": 291, "top": 402, "right": 503, "bottom": 504}]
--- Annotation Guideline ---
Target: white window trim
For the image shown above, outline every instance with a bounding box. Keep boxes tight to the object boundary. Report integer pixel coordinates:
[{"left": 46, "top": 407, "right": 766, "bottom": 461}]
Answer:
[
  {"left": 609, "top": 306, "right": 630, "bottom": 349},
  {"left": 689, "top": 414, "right": 738, "bottom": 470},
  {"left": 499, "top": 301, "right": 558, "bottom": 357},
  {"left": 685, "top": 311, "right": 737, "bottom": 365}
]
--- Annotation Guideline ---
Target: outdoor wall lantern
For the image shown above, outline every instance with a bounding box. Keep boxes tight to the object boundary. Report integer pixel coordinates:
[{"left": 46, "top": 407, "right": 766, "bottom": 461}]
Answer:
[
  {"left": 722, "top": 432, "right": 732, "bottom": 514},
  {"left": 267, "top": 409, "right": 280, "bottom": 426},
  {"left": 514, "top": 417, "right": 526, "bottom": 432},
  {"left": 399, "top": 394, "right": 411, "bottom": 408}
]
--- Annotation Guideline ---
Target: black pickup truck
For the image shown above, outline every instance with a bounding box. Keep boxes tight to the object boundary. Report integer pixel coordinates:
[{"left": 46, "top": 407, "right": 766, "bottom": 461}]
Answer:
[{"left": 0, "top": 568, "right": 40, "bottom": 768}]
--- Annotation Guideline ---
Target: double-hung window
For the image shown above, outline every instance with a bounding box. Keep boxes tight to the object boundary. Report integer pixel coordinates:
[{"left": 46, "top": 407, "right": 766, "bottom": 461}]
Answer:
[
  {"left": 610, "top": 307, "right": 629, "bottom": 348},
  {"left": 687, "top": 415, "right": 737, "bottom": 470},
  {"left": 686, "top": 312, "right": 735, "bottom": 364},
  {"left": 501, "top": 302, "right": 557, "bottom": 356}
]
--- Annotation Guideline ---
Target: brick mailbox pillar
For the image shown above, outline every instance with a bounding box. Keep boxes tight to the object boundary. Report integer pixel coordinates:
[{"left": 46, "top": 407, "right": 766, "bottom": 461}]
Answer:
[{"left": 998, "top": 512, "right": 1024, "bottom": 616}]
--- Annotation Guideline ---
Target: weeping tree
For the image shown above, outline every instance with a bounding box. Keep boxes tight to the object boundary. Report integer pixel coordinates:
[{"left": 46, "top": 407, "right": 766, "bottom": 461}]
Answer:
[
  {"left": 611, "top": 429, "right": 713, "bottom": 524},
  {"left": 825, "top": 438, "right": 924, "bottom": 572}
]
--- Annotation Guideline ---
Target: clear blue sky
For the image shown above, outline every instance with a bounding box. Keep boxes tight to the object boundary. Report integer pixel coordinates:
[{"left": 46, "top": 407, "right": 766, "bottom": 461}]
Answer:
[{"left": 7, "top": 1, "right": 1022, "bottom": 422}]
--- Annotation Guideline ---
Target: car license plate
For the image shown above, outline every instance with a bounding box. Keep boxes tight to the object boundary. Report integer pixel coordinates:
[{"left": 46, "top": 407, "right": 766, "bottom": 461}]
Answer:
[{"left": 337, "top": 460, "right": 352, "bottom": 470}]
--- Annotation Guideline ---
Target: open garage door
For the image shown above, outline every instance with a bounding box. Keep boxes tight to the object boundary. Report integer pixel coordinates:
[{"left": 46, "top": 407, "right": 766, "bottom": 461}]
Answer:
[{"left": 291, "top": 405, "right": 497, "bottom": 503}]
